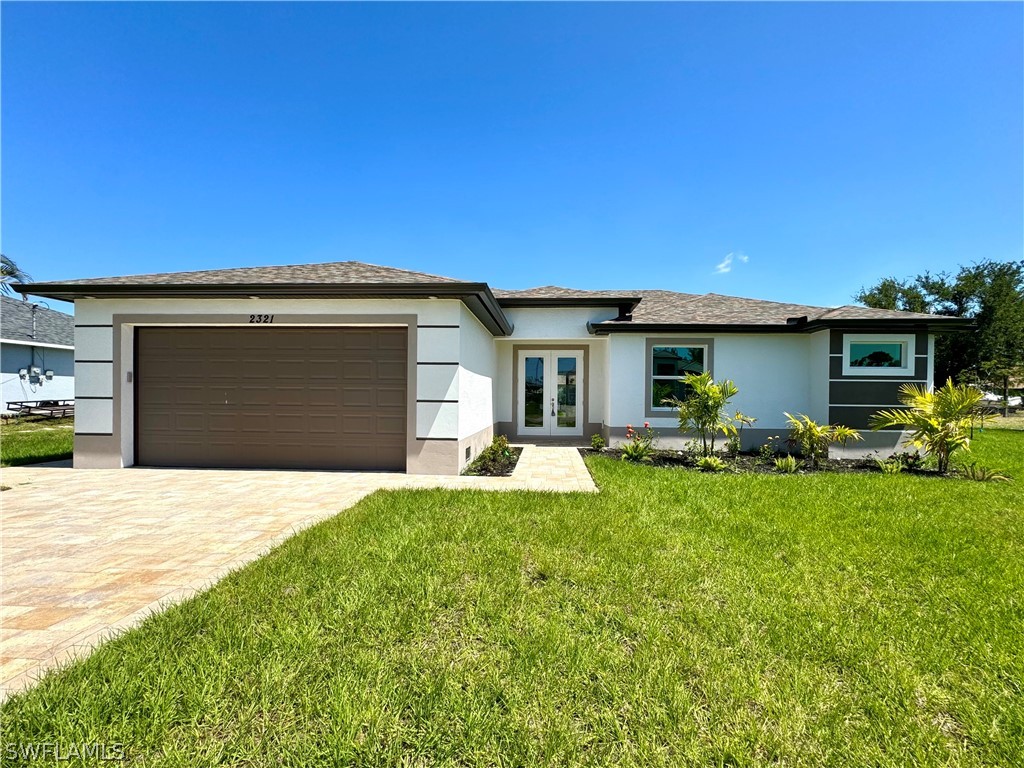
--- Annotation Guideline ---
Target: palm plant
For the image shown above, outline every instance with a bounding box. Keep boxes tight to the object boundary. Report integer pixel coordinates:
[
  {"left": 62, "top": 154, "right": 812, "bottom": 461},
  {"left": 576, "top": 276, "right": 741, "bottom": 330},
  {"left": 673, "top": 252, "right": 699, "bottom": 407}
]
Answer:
[
  {"left": 869, "top": 379, "right": 993, "bottom": 474},
  {"left": 783, "top": 413, "right": 863, "bottom": 470},
  {"left": 665, "top": 371, "right": 739, "bottom": 456},
  {"left": 1, "top": 254, "right": 32, "bottom": 296}
]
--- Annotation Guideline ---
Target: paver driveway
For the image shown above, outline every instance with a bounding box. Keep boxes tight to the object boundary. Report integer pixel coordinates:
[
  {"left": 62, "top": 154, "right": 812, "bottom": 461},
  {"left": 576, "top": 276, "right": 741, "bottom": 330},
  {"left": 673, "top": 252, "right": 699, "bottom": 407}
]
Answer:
[{"left": 0, "top": 447, "right": 596, "bottom": 699}]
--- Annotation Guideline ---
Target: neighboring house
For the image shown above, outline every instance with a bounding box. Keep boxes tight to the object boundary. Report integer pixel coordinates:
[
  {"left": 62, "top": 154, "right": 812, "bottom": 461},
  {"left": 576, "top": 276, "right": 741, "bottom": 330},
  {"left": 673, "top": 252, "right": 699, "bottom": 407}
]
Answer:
[
  {"left": 0, "top": 295, "right": 75, "bottom": 413},
  {"left": 16, "top": 262, "right": 970, "bottom": 474}
]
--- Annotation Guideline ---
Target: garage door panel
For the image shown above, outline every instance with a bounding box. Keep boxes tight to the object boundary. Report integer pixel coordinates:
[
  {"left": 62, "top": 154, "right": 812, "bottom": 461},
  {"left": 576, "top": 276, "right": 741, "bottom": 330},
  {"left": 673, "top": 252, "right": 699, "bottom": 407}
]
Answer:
[
  {"left": 377, "top": 330, "right": 407, "bottom": 350},
  {"left": 375, "top": 387, "right": 405, "bottom": 408},
  {"left": 340, "top": 387, "right": 372, "bottom": 408},
  {"left": 136, "top": 327, "right": 407, "bottom": 470},
  {"left": 376, "top": 360, "right": 406, "bottom": 381},
  {"left": 376, "top": 414, "right": 405, "bottom": 435}
]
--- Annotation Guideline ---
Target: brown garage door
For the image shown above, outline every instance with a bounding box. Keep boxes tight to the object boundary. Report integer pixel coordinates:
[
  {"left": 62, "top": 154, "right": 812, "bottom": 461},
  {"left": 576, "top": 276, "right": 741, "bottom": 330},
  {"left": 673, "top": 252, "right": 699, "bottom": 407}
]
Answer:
[{"left": 135, "top": 327, "right": 407, "bottom": 470}]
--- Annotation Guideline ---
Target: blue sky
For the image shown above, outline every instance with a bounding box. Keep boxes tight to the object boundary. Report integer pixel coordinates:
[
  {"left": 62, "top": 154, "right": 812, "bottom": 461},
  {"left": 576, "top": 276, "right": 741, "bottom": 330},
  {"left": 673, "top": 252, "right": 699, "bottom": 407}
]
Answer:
[{"left": 3, "top": 2, "right": 1021, "bottom": 314}]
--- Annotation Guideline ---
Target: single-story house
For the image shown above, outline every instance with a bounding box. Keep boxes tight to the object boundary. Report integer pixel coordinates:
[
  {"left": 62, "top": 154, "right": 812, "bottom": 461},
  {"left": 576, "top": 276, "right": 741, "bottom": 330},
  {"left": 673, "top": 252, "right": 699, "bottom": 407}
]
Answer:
[
  {"left": 16, "top": 261, "right": 970, "bottom": 474},
  {"left": 0, "top": 295, "right": 75, "bottom": 413}
]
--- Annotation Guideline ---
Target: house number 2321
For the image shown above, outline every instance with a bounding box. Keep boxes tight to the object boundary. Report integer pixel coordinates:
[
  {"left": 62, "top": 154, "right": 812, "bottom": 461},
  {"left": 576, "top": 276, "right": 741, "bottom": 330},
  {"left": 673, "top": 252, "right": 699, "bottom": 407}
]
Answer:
[{"left": 248, "top": 314, "right": 275, "bottom": 324}]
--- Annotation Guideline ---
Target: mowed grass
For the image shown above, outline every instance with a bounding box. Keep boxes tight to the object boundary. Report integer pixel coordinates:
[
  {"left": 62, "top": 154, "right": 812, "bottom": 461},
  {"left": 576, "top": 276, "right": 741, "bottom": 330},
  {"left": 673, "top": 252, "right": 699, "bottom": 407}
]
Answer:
[
  {"left": 2, "top": 433, "right": 1022, "bottom": 766},
  {"left": 0, "top": 416, "right": 73, "bottom": 466}
]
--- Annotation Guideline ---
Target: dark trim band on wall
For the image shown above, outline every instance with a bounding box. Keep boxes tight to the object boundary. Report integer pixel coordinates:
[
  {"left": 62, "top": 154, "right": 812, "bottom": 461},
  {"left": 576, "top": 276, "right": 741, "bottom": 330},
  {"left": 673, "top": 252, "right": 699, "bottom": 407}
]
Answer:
[
  {"left": 417, "top": 361, "right": 459, "bottom": 366},
  {"left": 75, "top": 359, "right": 114, "bottom": 364},
  {"left": 76, "top": 396, "right": 114, "bottom": 400},
  {"left": 75, "top": 432, "right": 114, "bottom": 436},
  {"left": 829, "top": 378, "right": 927, "bottom": 383},
  {"left": 417, "top": 324, "right": 459, "bottom": 329},
  {"left": 416, "top": 399, "right": 458, "bottom": 404},
  {"left": 74, "top": 324, "right": 114, "bottom": 328},
  {"left": 415, "top": 437, "right": 458, "bottom": 441}
]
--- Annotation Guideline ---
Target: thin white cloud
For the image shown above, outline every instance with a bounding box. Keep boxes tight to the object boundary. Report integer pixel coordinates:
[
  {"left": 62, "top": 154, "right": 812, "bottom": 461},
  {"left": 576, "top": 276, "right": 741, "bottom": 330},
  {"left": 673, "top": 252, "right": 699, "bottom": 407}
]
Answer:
[{"left": 714, "top": 251, "right": 748, "bottom": 275}]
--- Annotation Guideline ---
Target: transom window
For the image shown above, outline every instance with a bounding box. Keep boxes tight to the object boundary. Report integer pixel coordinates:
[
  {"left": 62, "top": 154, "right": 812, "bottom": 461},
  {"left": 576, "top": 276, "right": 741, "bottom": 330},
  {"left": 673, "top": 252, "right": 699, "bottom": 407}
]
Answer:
[
  {"left": 842, "top": 334, "right": 915, "bottom": 376},
  {"left": 650, "top": 345, "right": 705, "bottom": 409},
  {"left": 849, "top": 342, "right": 904, "bottom": 368}
]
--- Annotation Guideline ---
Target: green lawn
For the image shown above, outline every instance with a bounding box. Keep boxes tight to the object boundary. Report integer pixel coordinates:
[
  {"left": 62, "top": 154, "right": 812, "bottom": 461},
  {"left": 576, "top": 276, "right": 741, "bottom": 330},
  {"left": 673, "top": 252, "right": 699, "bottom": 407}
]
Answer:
[
  {"left": 0, "top": 416, "right": 73, "bottom": 466},
  {"left": 2, "top": 432, "right": 1022, "bottom": 766}
]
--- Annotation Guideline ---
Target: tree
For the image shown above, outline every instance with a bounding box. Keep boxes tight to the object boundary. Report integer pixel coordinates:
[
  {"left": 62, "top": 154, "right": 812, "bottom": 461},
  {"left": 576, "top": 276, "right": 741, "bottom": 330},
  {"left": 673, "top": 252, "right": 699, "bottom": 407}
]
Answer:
[
  {"left": 783, "top": 413, "right": 862, "bottom": 470},
  {"left": 855, "top": 260, "right": 1024, "bottom": 395},
  {"left": 664, "top": 371, "right": 739, "bottom": 456},
  {"left": 869, "top": 380, "right": 994, "bottom": 474},
  {"left": 1, "top": 254, "right": 32, "bottom": 296}
]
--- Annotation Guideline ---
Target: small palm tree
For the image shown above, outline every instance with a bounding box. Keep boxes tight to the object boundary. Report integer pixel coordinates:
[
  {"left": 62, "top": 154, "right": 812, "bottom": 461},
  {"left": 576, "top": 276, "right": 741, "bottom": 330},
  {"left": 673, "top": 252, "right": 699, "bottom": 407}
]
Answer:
[
  {"left": 869, "top": 379, "right": 993, "bottom": 474},
  {"left": 784, "top": 413, "right": 863, "bottom": 469},
  {"left": 665, "top": 371, "right": 739, "bottom": 456},
  {"left": 1, "top": 254, "right": 32, "bottom": 296}
]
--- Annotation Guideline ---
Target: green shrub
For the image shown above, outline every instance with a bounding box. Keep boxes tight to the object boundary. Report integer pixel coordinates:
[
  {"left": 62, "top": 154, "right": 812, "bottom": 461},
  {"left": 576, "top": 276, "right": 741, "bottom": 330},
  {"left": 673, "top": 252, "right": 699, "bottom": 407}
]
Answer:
[
  {"left": 784, "top": 413, "right": 863, "bottom": 470},
  {"left": 590, "top": 433, "right": 606, "bottom": 450},
  {"left": 621, "top": 423, "right": 657, "bottom": 463},
  {"left": 463, "top": 435, "right": 519, "bottom": 476},
  {"left": 774, "top": 455, "right": 800, "bottom": 474},
  {"left": 696, "top": 455, "right": 728, "bottom": 472},
  {"left": 757, "top": 435, "right": 781, "bottom": 463},
  {"left": 889, "top": 451, "right": 925, "bottom": 471},
  {"left": 875, "top": 457, "right": 904, "bottom": 475},
  {"left": 960, "top": 462, "right": 1011, "bottom": 483}
]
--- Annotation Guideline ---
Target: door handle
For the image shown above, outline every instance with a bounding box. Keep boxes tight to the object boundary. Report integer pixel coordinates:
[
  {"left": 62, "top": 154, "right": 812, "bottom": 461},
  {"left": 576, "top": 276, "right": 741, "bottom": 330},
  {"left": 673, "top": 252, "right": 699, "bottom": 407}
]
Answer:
[{"left": 551, "top": 397, "right": 555, "bottom": 417}]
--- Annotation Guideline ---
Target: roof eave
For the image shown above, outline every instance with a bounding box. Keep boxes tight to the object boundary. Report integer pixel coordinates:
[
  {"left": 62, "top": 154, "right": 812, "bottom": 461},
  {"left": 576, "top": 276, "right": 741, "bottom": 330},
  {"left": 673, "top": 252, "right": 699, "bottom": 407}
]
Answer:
[
  {"left": 14, "top": 281, "right": 515, "bottom": 337},
  {"left": 498, "top": 296, "right": 641, "bottom": 309},
  {"left": 589, "top": 317, "right": 976, "bottom": 335},
  {"left": 800, "top": 317, "right": 975, "bottom": 333}
]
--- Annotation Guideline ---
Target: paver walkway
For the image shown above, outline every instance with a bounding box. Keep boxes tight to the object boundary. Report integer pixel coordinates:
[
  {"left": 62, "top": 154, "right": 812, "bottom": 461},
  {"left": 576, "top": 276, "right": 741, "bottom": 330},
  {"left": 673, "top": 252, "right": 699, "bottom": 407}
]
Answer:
[{"left": 0, "top": 446, "right": 595, "bottom": 699}]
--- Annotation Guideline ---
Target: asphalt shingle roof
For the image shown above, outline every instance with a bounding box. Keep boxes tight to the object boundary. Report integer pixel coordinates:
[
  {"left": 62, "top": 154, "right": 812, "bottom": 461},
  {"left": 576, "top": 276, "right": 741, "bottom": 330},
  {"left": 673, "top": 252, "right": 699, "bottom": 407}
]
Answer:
[
  {"left": 0, "top": 295, "right": 75, "bottom": 346},
  {"left": 16, "top": 261, "right": 961, "bottom": 329},
  {"left": 497, "top": 286, "right": 954, "bottom": 326},
  {"left": 30, "top": 261, "right": 465, "bottom": 287}
]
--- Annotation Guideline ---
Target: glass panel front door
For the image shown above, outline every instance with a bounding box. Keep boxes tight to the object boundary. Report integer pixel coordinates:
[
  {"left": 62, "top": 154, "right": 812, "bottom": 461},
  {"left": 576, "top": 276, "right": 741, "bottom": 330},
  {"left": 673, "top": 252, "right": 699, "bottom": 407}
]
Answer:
[
  {"left": 556, "top": 357, "right": 577, "bottom": 429},
  {"left": 524, "top": 356, "right": 545, "bottom": 428},
  {"left": 517, "top": 350, "right": 584, "bottom": 436}
]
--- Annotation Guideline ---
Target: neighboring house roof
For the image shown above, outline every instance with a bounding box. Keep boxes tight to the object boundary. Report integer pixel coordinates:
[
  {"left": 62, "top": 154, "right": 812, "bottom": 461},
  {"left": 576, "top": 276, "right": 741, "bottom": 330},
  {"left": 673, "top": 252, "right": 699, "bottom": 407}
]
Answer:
[
  {"left": 0, "top": 295, "right": 75, "bottom": 347},
  {"left": 15, "top": 260, "right": 971, "bottom": 336}
]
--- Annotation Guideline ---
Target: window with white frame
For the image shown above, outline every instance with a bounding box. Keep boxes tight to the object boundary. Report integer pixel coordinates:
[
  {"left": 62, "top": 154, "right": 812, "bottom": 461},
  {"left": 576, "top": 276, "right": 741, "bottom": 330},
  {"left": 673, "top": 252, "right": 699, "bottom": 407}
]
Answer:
[
  {"left": 842, "top": 334, "right": 915, "bottom": 376},
  {"left": 650, "top": 345, "right": 706, "bottom": 408}
]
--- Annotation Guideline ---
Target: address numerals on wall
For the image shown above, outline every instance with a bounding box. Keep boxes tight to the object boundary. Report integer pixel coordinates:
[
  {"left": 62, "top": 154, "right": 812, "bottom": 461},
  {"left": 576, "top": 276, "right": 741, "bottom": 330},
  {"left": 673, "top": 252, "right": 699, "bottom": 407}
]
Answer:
[{"left": 248, "top": 314, "right": 275, "bottom": 324}]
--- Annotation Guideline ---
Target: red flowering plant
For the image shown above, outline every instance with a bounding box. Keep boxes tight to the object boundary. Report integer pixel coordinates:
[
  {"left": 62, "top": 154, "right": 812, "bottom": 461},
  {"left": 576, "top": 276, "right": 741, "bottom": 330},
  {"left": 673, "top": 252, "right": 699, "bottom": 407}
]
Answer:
[{"left": 621, "top": 421, "right": 658, "bottom": 463}]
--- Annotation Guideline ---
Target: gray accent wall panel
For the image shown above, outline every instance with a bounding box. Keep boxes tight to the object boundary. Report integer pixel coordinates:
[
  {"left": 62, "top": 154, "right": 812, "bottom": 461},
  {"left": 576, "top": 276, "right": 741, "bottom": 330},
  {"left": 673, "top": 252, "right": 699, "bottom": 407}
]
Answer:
[
  {"left": 829, "top": 380, "right": 908, "bottom": 406},
  {"left": 828, "top": 405, "right": 895, "bottom": 430}
]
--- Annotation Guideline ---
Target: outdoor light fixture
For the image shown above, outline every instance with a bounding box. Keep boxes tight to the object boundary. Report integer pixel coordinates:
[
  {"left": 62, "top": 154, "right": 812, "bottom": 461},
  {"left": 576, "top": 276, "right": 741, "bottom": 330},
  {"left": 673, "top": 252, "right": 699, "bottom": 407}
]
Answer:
[{"left": 18, "top": 367, "right": 53, "bottom": 386}]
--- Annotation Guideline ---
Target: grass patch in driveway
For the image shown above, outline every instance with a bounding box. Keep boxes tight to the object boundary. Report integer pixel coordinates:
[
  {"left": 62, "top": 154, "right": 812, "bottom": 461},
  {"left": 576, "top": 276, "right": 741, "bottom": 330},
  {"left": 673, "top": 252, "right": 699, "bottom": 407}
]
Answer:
[
  {"left": 1, "top": 432, "right": 1021, "bottom": 766},
  {"left": 0, "top": 416, "right": 73, "bottom": 466}
]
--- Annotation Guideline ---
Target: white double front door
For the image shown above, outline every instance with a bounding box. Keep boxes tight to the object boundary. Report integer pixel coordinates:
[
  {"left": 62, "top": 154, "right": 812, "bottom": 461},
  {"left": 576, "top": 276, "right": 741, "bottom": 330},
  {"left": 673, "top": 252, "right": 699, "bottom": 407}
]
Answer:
[{"left": 516, "top": 350, "right": 584, "bottom": 437}]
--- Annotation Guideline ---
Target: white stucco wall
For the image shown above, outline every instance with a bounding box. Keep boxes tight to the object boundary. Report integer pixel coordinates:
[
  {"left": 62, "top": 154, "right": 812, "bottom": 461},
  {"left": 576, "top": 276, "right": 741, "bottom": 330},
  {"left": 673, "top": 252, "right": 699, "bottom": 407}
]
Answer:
[
  {"left": 607, "top": 333, "right": 815, "bottom": 444},
  {"left": 458, "top": 304, "right": 496, "bottom": 441},
  {"left": 502, "top": 306, "right": 619, "bottom": 339},
  {"left": 0, "top": 342, "right": 75, "bottom": 413},
  {"left": 808, "top": 330, "right": 830, "bottom": 424}
]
